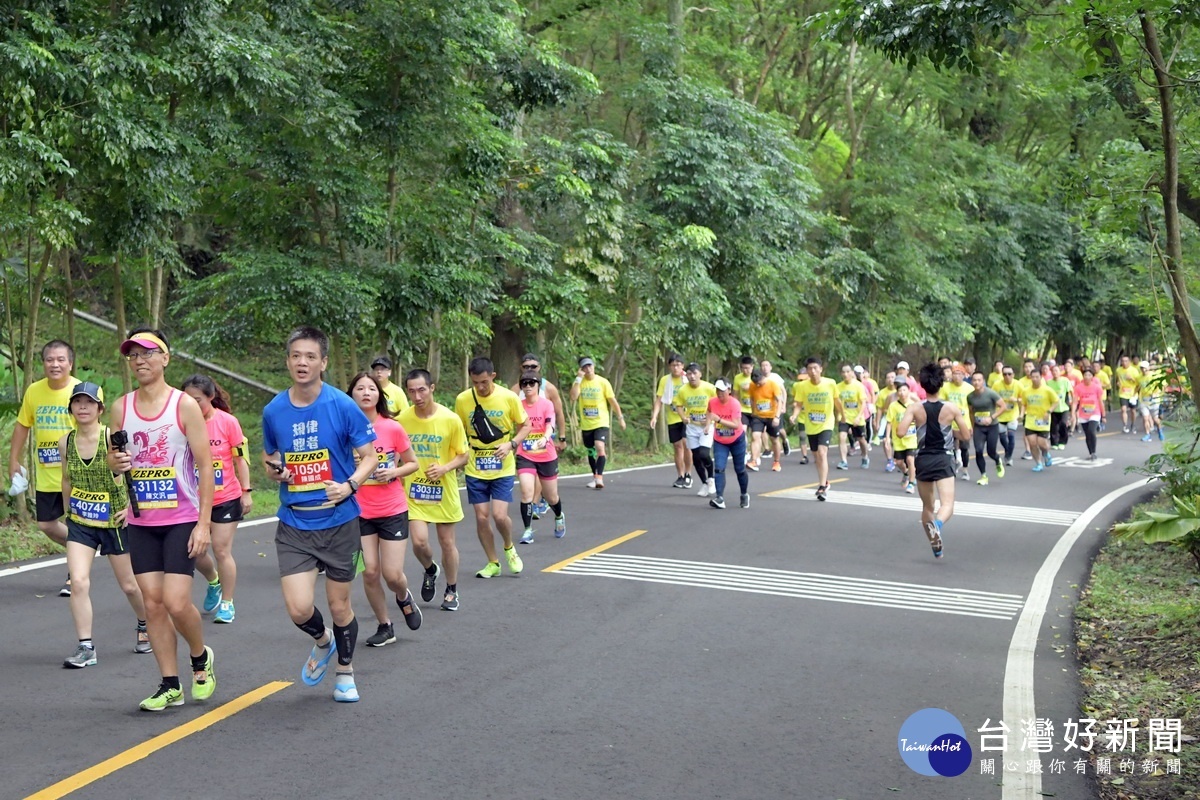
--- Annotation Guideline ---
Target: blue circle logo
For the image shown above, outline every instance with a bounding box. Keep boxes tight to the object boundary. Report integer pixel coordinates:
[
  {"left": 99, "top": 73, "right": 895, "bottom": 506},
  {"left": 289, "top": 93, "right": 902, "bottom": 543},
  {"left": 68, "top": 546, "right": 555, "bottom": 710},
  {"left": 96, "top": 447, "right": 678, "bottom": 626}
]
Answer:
[{"left": 898, "top": 708, "right": 973, "bottom": 777}]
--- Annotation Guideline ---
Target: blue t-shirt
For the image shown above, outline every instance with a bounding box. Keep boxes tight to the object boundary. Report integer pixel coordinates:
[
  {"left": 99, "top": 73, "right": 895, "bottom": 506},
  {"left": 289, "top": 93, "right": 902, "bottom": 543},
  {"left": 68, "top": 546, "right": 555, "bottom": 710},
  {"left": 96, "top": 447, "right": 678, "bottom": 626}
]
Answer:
[{"left": 262, "top": 383, "right": 375, "bottom": 530}]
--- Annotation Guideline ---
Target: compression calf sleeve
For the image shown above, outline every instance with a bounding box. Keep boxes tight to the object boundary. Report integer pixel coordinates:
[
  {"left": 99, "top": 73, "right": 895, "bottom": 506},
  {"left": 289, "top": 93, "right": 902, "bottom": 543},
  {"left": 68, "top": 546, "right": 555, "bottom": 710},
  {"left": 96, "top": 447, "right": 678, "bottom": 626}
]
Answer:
[
  {"left": 333, "top": 617, "right": 358, "bottom": 667},
  {"left": 521, "top": 502, "right": 533, "bottom": 528},
  {"left": 296, "top": 608, "right": 326, "bottom": 639}
]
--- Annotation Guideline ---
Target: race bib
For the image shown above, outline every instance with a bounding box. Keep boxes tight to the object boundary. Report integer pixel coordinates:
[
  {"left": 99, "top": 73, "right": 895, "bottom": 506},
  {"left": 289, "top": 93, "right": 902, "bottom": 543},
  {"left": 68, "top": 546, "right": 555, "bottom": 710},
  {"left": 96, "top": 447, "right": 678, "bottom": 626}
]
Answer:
[
  {"left": 755, "top": 401, "right": 772, "bottom": 413},
  {"left": 808, "top": 411, "right": 826, "bottom": 424},
  {"left": 131, "top": 467, "right": 179, "bottom": 509},
  {"left": 365, "top": 451, "right": 396, "bottom": 485},
  {"left": 37, "top": 440, "right": 61, "bottom": 465},
  {"left": 285, "top": 449, "right": 333, "bottom": 492},
  {"left": 974, "top": 411, "right": 991, "bottom": 422},
  {"left": 522, "top": 434, "right": 547, "bottom": 453},
  {"left": 69, "top": 487, "right": 111, "bottom": 524},
  {"left": 1081, "top": 402, "right": 1097, "bottom": 416},
  {"left": 409, "top": 478, "right": 444, "bottom": 505},
  {"left": 583, "top": 406, "right": 600, "bottom": 418},
  {"left": 194, "top": 460, "right": 224, "bottom": 487},
  {"left": 716, "top": 421, "right": 737, "bottom": 436},
  {"left": 475, "top": 449, "right": 503, "bottom": 472},
  {"left": 845, "top": 401, "right": 859, "bottom": 410},
  {"left": 689, "top": 411, "right": 707, "bottom": 424},
  {"left": 1035, "top": 416, "right": 1049, "bottom": 428}
]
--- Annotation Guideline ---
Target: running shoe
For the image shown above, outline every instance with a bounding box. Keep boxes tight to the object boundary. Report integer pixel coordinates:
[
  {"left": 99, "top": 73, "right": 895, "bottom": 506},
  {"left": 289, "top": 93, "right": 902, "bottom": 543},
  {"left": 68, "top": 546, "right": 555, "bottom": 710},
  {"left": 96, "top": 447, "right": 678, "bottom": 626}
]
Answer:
[
  {"left": 520, "top": 528, "right": 534, "bottom": 544},
  {"left": 683, "top": 474, "right": 693, "bottom": 488},
  {"left": 1021, "top": 451, "right": 1033, "bottom": 460},
  {"left": 398, "top": 591, "right": 423, "bottom": 631},
  {"left": 594, "top": 478, "right": 604, "bottom": 490},
  {"left": 707, "top": 477, "right": 716, "bottom": 494},
  {"left": 586, "top": 479, "right": 597, "bottom": 488},
  {"left": 1005, "top": 457, "right": 1013, "bottom": 466},
  {"left": 672, "top": 476, "right": 687, "bottom": 489},
  {"left": 1158, "top": 427, "right": 1165, "bottom": 441},
  {"left": 333, "top": 672, "right": 360, "bottom": 703},
  {"left": 366, "top": 622, "right": 396, "bottom": 647},
  {"left": 816, "top": 484, "right": 828, "bottom": 501},
  {"left": 977, "top": 475, "right": 989, "bottom": 486},
  {"left": 504, "top": 546, "right": 523, "bottom": 575},
  {"left": 885, "top": 459, "right": 896, "bottom": 473},
  {"left": 554, "top": 514, "right": 566, "bottom": 538},
  {"left": 302, "top": 630, "right": 336, "bottom": 685},
  {"left": 59, "top": 577, "right": 71, "bottom": 597},
  {"left": 64, "top": 643, "right": 96, "bottom": 668},
  {"left": 698, "top": 483, "right": 710, "bottom": 498},
  {"left": 135, "top": 628, "right": 153, "bottom": 654},
  {"left": 799, "top": 455, "right": 809, "bottom": 465},
  {"left": 1032, "top": 463, "right": 1044, "bottom": 472},
  {"left": 836, "top": 460, "right": 849, "bottom": 470},
  {"left": 1142, "top": 434, "right": 1152, "bottom": 442},
  {"left": 771, "top": 461, "right": 781, "bottom": 473},
  {"left": 905, "top": 482, "right": 915, "bottom": 494},
  {"left": 739, "top": 493, "right": 750, "bottom": 509},
  {"left": 441, "top": 589, "right": 459, "bottom": 611},
  {"left": 1045, "top": 455, "right": 1053, "bottom": 467},
  {"left": 861, "top": 457, "right": 870, "bottom": 469},
  {"left": 996, "top": 461, "right": 1005, "bottom": 479},
  {"left": 1122, "top": 425, "right": 1130, "bottom": 434},
  {"left": 1089, "top": 453, "right": 1097, "bottom": 461},
  {"left": 421, "top": 563, "right": 441, "bottom": 602},
  {"left": 925, "top": 521, "right": 943, "bottom": 559},
  {"left": 536, "top": 499, "right": 550, "bottom": 516},
  {"left": 214, "top": 600, "right": 235, "bottom": 624},
  {"left": 202, "top": 581, "right": 222, "bottom": 614},
  {"left": 708, "top": 495, "right": 726, "bottom": 509},
  {"left": 747, "top": 460, "right": 760, "bottom": 472},
  {"left": 191, "top": 646, "right": 216, "bottom": 701},
  {"left": 782, "top": 436, "right": 792, "bottom": 456},
  {"left": 531, "top": 504, "right": 541, "bottom": 520},
  {"left": 959, "top": 469, "right": 969, "bottom": 481},
  {"left": 139, "top": 682, "right": 184, "bottom": 712},
  {"left": 475, "top": 561, "right": 501, "bottom": 579}
]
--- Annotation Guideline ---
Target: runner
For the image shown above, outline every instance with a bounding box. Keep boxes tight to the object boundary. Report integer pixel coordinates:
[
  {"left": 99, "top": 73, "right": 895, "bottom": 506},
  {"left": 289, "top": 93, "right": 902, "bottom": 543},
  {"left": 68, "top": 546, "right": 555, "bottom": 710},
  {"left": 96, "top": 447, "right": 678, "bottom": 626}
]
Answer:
[
  {"left": 835, "top": 364, "right": 870, "bottom": 470},
  {"left": 987, "top": 360, "right": 1006, "bottom": 389},
  {"left": 873, "top": 371, "right": 897, "bottom": 472},
  {"left": 346, "top": 373, "right": 420, "bottom": 648},
  {"left": 1020, "top": 366, "right": 1059, "bottom": 473},
  {"left": 108, "top": 327, "right": 216, "bottom": 711},
  {"left": 10, "top": 339, "right": 87, "bottom": 597},
  {"left": 748, "top": 368, "right": 786, "bottom": 472},
  {"left": 992, "top": 365, "right": 1023, "bottom": 466},
  {"left": 649, "top": 354, "right": 692, "bottom": 489},
  {"left": 58, "top": 381, "right": 150, "bottom": 668},
  {"left": 1072, "top": 367, "right": 1106, "bottom": 460},
  {"left": 790, "top": 358, "right": 841, "bottom": 500},
  {"left": 569, "top": 356, "right": 626, "bottom": 489},
  {"left": 673, "top": 363, "right": 717, "bottom": 496},
  {"left": 894, "top": 360, "right": 926, "bottom": 399},
  {"left": 760, "top": 360, "right": 792, "bottom": 456},
  {"left": 896, "top": 364, "right": 972, "bottom": 559},
  {"left": 705, "top": 378, "right": 750, "bottom": 509},
  {"left": 789, "top": 368, "right": 812, "bottom": 465},
  {"left": 453, "top": 357, "right": 529, "bottom": 579},
  {"left": 1018, "top": 359, "right": 1037, "bottom": 459},
  {"left": 398, "top": 369, "right": 469, "bottom": 612},
  {"left": 370, "top": 356, "right": 409, "bottom": 416},
  {"left": 885, "top": 378, "right": 917, "bottom": 494},
  {"left": 966, "top": 372, "right": 1007, "bottom": 486},
  {"left": 181, "top": 375, "right": 251, "bottom": 624},
  {"left": 516, "top": 370, "right": 566, "bottom": 542},
  {"left": 261, "top": 326, "right": 378, "bottom": 703},
  {"left": 1116, "top": 355, "right": 1142, "bottom": 434},
  {"left": 514, "top": 354, "right": 566, "bottom": 518},
  {"left": 1047, "top": 365, "right": 1073, "bottom": 451},
  {"left": 1138, "top": 360, "right": 1164, "bottom": 442},
  {"left": 856, "top": 366, "right": 879, "bottom": 444},
  {"left": 939, "top": 365, "right": 972, "bottom": 481}
]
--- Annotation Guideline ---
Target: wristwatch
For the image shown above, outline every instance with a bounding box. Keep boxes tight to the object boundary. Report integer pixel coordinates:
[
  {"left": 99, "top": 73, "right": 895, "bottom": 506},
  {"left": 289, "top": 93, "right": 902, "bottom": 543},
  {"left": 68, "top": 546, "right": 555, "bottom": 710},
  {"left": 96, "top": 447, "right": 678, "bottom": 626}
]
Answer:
[{"left": 347, "top": 479, "right": 359, "bottom": 495}]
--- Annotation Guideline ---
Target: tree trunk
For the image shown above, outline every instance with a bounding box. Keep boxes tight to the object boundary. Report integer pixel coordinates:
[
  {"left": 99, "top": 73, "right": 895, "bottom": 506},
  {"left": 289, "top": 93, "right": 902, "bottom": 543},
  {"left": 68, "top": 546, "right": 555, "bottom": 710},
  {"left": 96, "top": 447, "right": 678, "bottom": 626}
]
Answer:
[
  {"left": 63, "top": 250, "right": 75, "bottom": 353},
  {"left": 23, "top": 242, "right": 55, "bottom": 393},
  {"left": 1141, "top": 12, "right": 1200, "bottom": 407},
  {"left": 427, "top": 308, "right": 442, "bottom": 379},
  {"left": 667, "top": 0, "right": 684, "bottom": 75},
  {"left": 113, "top": 254, "right": 131, "bottom": 393}
]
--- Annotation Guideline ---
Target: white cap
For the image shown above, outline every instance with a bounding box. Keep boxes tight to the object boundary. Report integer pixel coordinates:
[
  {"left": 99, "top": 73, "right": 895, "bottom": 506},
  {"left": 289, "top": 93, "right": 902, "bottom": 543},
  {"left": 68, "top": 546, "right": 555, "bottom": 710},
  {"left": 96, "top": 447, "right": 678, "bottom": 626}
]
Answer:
[
  {"left": 897, "top": 360, "right": 910, "bottom": 370},
  {"left": 714, "top": 378, "right": 731, "bottom": 392},
  {"left": 853, "top": 365, "right": 865, "bottom": 374},
  {"left": 1140, "top": 360, "right": 1150, "bottom": 369}
]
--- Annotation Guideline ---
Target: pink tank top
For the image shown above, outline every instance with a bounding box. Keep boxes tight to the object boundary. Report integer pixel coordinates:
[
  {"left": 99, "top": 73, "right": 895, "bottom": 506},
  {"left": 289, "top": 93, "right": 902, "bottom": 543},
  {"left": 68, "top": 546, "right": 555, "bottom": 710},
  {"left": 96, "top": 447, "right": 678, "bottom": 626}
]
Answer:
[{"left": 122, "top": 389, "right": 200, "bottom": 526}]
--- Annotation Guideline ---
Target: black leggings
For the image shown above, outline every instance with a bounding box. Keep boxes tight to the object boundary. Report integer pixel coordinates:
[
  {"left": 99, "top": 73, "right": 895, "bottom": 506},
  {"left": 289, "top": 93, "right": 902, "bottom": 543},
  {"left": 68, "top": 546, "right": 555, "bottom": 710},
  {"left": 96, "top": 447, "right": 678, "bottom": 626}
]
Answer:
[
  {"left": 973, "top": 424, "right": 1000, "bottom": 474},
  {"left": 1081, "top": 420, "right": 1099, "bottom": 455},
  {"left": 959, "top": 441, "right": 970, "bottom": 470},
  {"left": 1050, "top": 411, "right": 1069, "bottom": 447},
  {"left": 1000, "top": 424, "right": 1015, "bottom": 459},
  {"left": 692, "top": 446, "right": 713, "bottom": 483}
]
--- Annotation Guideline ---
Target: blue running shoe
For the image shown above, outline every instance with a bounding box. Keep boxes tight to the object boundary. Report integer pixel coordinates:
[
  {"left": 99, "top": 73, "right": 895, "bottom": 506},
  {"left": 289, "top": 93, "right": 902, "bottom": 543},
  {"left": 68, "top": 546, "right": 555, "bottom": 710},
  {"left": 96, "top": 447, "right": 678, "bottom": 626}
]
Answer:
[
  {"left": 202, "top": 582, "right": 222, "bottom": 614},
  {"left": 1142, "top": 434, "right": 1153, "bottom": 442},
  {"left": 1032, "top": 463, "right": 1044, "bottom": 472},
  {"left": 554, "top": 514, "right": 566, "bottom": 538},
  {"left": 213, "top": 600, "right": 235, "bottom": 624},
  {"left": 536, "top": 499, "right": 551, "bottom": 518},
  {"left": 333, "top": 672, "right": 359, "bottom": 703},
  {"left": 1045, "top": 455, "right": 1053, "bottom": 467}
]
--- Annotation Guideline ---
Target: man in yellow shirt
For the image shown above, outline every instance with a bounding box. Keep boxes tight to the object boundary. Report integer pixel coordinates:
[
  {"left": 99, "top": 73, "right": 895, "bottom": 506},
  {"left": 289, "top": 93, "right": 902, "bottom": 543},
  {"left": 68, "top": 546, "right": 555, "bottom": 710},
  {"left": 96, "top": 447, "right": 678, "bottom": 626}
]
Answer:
[
  {"left": 835, "top": 364, "right": 870, "bottom": 470},
  {"left": 939, "top": 365, "right": 973, "bottom": 480},
  {"left": 992, "top": 365, "right": 1023, "bottom": 466},
  {"left": 790, "top": 357, "right": 842, "bottom": 500},
  {"left": 649, "top": 353, "right": 691, "bottom": 489},
  {"left": 454, "top": 357, "right": 530, "bottom": 580},
  {"left": 673, "top": 363, "right": 717, "bottom": 496},
  {"left": 370, "top": 356, "right": 409, "bottom": 416},
  {"left": 569, "top": 356, "right": 626, "bottom": 489},
  {"left": 1115, "top": 355, "right": 1143, "bottom": 434},
  {"left": 9, "top": 339, "right": 91, "bottom": 597},
  {"left": 886, "top": 378, "right": 918, "bottom": 493},
  {"left": 1021, "top": 368, "right": 1059, "bottom": 472},
  {"left": 790, "top": 370, "right": 812, "bottom": 465}
]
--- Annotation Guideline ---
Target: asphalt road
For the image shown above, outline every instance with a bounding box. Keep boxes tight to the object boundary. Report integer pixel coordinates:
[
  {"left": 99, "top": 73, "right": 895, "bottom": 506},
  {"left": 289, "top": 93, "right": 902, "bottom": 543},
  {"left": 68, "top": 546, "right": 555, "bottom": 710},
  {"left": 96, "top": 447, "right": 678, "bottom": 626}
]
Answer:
[{"left": 5, "top": 428, "right": 1160, "bottom": 800}]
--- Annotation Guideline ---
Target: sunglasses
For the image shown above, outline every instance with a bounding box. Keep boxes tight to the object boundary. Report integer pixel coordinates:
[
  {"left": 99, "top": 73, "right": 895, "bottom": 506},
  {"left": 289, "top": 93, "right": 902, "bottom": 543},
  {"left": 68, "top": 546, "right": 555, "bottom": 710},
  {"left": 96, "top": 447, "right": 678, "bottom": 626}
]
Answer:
[
  {"left": 521, "top": 363, "right": 539, "bottom": 369},
  {"left": 520, "top": 380, "right": 539, "bottom": 387},
  {"left": 1003, "top": 372, "right": 1014, "bottom": 376}
]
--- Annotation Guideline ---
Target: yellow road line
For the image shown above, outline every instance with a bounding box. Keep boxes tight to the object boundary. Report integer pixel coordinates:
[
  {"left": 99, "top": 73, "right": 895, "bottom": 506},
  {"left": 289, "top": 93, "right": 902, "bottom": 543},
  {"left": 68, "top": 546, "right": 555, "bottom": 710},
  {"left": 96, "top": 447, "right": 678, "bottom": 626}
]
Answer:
[
  {"left": 26, "top": 681, "right": 291, "bottom": 800},
  {"left": 760, "top": 477, "right": 849, "bottom": 498},
  {"left": 543, "top": 530, "right": 647, "bottom": 573}
]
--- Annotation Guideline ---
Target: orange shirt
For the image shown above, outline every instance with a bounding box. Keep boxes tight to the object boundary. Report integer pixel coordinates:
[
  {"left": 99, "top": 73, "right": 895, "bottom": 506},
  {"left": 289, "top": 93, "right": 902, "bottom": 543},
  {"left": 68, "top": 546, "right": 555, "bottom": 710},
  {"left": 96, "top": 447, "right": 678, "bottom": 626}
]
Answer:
[{"left": 748, "top": 381, "right": 783, "bottom": 419}]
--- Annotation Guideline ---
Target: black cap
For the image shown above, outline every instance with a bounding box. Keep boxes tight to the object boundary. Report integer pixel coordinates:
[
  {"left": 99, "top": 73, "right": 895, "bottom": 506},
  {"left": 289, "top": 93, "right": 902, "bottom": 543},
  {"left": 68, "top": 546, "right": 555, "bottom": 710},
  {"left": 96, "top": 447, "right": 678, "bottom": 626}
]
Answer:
[
  {"left": 70, "top": 381, "right": 104, "bottom": 405},
  {"left": 685, "top": 362, "right": 702, "bottom": 372},
  {"left": 370, "top": 355, "right": 392, "bottom": 369}
]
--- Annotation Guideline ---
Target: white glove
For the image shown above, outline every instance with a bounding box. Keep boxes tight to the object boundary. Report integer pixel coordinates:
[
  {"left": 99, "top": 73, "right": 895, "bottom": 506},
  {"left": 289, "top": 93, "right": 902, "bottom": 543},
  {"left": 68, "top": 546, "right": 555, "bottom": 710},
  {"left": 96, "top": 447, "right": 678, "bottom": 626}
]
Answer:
[{"left": 7, "top": 465, "right": 28, "bottom": 496}]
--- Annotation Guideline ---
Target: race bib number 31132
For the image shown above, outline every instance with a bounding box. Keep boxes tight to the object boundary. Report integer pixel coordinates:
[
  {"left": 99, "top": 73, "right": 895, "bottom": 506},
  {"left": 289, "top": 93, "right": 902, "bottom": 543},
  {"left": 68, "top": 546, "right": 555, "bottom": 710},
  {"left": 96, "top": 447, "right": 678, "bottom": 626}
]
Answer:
[{"left": 131, "top": 467, "right": 178, "bottom": 509}]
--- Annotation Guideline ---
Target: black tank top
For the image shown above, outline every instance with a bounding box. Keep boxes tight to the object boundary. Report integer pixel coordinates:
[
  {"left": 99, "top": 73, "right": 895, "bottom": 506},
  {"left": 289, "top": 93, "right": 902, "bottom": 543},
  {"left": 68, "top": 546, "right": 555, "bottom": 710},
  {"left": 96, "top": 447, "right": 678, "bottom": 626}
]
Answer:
[{"left": 917, "top": 401, "right": 953, "bottom": 455}]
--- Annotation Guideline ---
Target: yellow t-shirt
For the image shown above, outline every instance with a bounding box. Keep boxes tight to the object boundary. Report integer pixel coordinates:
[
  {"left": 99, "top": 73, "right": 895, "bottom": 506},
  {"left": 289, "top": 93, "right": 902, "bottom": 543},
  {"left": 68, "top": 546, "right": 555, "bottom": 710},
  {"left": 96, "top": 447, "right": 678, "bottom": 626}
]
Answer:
[
  {"left": 1096, "top": 370, "right": 1112, "bottom": 392},
  {"left": 732, "top": 373, "right": 754, "bottom": 414},
  {"left": 836, "top": 381, "right": 869, "bottom": 426},
  {"left": 939, "top": 381, "right": 972, "bottom": 430},
  {"left": 1022, "top": 386, "right": 1059, "bottom": 432},
  {"left": 674, "top": 381, "right": 717, "bottom": 426},
  {"left": 18, "top": 378, "right": 99, "bottom": 492},
  {"left": 656, "top": 374, "right": 687, "bottom": 425},
  {"left": 887, "top": 399, "right": 918, "bottom": 451},
  {"left": 987, "top": 372, "right": 1004, "bottom": 389},
  {"left": 454, "top": 386, "right": 527, "bottom": 480},
  {"left": 1116, "top": 367, "right": 1142, "bottom": 399},
  {"left": 397, "top": 405, "right": 468, "bottom": 524},
  {"left": 993, "top": 379, "right": 1023, "bottom": 423},
  {"left": 382, "top": 382, "right": 409, "bottom": 416},
  {"left": 793, "top": 377, "right": 837, "bottom": 434},
  {"left": 576, "top": 376, "right": 615, "bottom": 431}
]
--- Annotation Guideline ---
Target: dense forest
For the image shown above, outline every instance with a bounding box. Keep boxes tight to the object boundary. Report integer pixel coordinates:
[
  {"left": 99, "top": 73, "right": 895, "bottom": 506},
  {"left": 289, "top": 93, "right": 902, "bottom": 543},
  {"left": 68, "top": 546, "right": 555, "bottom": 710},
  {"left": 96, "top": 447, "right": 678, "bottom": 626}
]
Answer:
[{"left": 2, "top": 0, "right": 1198, "bottom": 399}]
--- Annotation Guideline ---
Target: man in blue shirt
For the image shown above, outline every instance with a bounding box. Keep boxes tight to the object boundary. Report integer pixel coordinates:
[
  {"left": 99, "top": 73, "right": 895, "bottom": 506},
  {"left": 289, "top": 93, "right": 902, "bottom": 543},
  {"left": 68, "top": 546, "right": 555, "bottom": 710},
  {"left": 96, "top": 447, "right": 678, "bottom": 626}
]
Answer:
[{"left": 262, "top": 326, "right": 377, "bottom": 703}]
